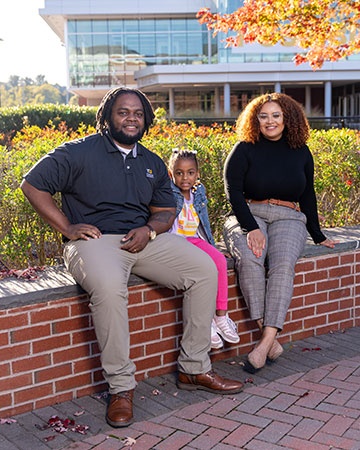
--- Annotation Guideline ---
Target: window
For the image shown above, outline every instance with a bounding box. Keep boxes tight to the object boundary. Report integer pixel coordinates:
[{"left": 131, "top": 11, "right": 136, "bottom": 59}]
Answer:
[
  {"left": 93, "top": 20, "right": 108, "bottom": 33},
  {"left": 67, "top": 18, "right": 216, "bottom": 88},
  {"left": 124, "top": 35, "right": 140, "bottom": 55},
  {"left": 108, "top": 20, "right": 123, "bottom": 33},
  {"left": 140, "top": 34, "right": 156, "bottom": 57},
  {"left": 140, "top": 20, "right": 155, "bottom": 32},
  {"left": 76, "top": 20, "right": 92, "bottom": 33},
  {"left": 171, "top": 19, "right": 186, "bottom": 31},
  {"left": 172, "top": 34, "right": 187, "bottom": 57}
]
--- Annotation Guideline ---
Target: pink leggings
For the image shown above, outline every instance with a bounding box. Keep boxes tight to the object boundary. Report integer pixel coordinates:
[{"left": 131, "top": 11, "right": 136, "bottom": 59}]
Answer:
[{"left": 186, "top": 237, "right": 228, "bottom": 311}]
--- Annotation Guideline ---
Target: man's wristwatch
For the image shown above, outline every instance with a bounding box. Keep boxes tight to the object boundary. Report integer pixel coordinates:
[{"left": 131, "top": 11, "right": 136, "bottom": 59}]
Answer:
[{"left": 145, "top": 224, "right": 157, "bottom": 241}]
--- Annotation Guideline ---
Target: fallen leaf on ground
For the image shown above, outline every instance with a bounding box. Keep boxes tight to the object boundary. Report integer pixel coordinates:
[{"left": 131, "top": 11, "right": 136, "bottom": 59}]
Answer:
[
  {"left": 123, "top": 436, "right": 136, "bottom": 447},
  {"left": 151, "top": 389, "right": 161, "bottom": 396},
  {"left": 0, "top": 418, "right": 17, "bottom": 424},
  {"left": 73, "top": 410, "right": 85, "bottom": 417},
  {"left": 92, "top": 391, "right": 109, "bottom": 400},
  {"left": 44, "top": 436, "right": 55, "bottom": 442},
  {"left": 44, "top": 415, "right": 89, "bottom": 435},
  {"left": 300, "top": 392, "right": 309, "bottom": 398},
  {"left": 0, "top": 266, "right": 45, "bottom": 281},
  {"left": 245, "top": 378, "right": 254, "bottom": 384}
]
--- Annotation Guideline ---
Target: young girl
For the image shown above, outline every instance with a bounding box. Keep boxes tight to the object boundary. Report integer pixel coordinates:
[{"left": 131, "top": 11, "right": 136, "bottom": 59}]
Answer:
[{"left": 168, "top": 148, "right": 239, "bottom": 349}]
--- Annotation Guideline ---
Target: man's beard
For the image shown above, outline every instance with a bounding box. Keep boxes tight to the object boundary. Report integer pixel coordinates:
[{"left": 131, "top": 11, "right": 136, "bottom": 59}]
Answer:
[{"left": 109, "top": 121, "right": 145, "bottom": 146}]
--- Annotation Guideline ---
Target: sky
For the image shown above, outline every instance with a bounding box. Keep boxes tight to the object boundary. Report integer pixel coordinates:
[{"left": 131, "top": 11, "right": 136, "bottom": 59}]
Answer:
[{"left": 0, "top": 0, "right": 67, "bottom": 85}]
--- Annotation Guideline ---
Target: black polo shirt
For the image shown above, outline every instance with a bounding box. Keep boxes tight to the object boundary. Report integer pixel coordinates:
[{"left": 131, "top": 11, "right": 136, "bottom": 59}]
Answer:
[{"left": 24, "top": 132, "right": 176, "bottom": 236}]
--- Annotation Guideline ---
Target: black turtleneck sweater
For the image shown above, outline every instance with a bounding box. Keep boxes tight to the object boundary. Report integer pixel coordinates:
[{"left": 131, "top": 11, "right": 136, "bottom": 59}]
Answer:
[{"left": 224, "top": 136, "right": 326, "bottom": 244}]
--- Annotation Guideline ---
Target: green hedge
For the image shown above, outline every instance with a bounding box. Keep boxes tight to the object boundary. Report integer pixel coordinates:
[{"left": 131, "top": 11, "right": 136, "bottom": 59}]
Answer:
[
  {"left": 0, "top": 104, "right": 97, "bottom": 145},
  {"left": 0, "top": 122, "right": 359, "bottom": 270}
]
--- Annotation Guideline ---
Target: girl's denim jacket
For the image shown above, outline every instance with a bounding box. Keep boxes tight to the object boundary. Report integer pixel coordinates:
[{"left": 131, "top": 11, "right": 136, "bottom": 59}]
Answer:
[{"left": 170, "top": 181, "right": 215, "bottom": 246}]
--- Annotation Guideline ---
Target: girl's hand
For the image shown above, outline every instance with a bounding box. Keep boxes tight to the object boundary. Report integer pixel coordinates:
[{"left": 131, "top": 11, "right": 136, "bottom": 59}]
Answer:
[
  {"left": 319, "top": 238, "right": 340, "bottom": 248},
  {"left": 247, "top": 229, "right": 266, "bottom": 258}
]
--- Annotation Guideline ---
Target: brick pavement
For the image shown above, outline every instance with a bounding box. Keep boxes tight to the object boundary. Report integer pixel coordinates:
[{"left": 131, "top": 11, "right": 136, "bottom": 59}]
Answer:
[{"left": 2, "top": 328, "right": 360, "bottom": 449}]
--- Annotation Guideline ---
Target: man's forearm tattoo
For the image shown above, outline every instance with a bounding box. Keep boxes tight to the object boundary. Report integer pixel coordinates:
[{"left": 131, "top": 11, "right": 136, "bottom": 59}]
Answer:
[{"left": 150, "top": 210, "right": 175, "bottom": 224}]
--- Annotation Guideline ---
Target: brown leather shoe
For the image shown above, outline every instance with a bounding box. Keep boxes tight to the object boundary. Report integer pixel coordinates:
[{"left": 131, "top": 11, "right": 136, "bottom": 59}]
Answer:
[
  {"left": 177, "top": 370, "right": 243, "bottom": 394},
  {"left": 106, "top": 389, "right": 134, "bottom": 428}
]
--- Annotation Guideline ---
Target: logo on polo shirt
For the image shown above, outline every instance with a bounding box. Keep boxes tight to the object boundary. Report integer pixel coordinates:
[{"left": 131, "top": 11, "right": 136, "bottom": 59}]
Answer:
[{"left": 146, "top": 169, "right": 154, "bottom": 178}]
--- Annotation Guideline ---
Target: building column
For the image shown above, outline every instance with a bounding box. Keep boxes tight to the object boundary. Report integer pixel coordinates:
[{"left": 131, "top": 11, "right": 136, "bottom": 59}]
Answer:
[
  {"left": 207, "top": 30, "right": 212, "bottom": 64},
  {"left": 214, "top": 87, "right": 220, "bottom": 116},
  {"left": 169, "top": 88, "right": 175, "bottom": 117},
  {"left": 224, "top": 83, "right": 231, "bottom": 116},
  {"left": 324, "top": 81, "right": 332, "bottom": 117},
  {"left": 274, "top": 82, "right": 281, "bottom": 93},
  {"left": 259, "top": 85, "right": 265, "bottom": 95},
  {"left": 305, "top": 85, "right": 311, "bottom": 116},
  {"left": 350, "top": 84, "right": 355, "bottom": 116}
]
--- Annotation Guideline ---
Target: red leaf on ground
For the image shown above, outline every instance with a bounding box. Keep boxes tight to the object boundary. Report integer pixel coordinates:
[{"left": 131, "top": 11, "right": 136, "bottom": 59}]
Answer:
[{"left": 300, "top": 392, "right": 309, "bottom": 397}]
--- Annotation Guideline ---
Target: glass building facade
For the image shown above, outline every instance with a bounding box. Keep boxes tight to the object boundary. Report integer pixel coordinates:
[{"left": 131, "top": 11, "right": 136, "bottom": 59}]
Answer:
[
  {"left": 67, "top": 12, "right": 300, "bottom": 89},
  {"left": 68, "top": 18, "right": 215, "bottom": 88}
]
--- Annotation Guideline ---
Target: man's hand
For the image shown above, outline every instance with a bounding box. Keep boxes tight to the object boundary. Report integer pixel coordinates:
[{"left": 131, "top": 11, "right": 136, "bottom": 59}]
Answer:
[
  {"left": 120, "top": 226, "right": 150, "bottom": 253},
  {"left": 120, "top": 206, "right": 176, "bottom": 253},
  {"left": 64, "top": 224, "right": 102, "bottom": 241}
]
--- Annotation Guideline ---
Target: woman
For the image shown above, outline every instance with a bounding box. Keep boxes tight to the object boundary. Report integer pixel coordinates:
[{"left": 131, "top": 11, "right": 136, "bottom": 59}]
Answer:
[{"left": 223, "top": 93, "right": 338, "bottom": 373}]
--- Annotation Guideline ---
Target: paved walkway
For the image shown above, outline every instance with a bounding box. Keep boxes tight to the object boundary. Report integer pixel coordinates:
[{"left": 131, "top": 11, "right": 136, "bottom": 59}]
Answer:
[{"left": 2, "top": 327, "right": 360, "bottom": 449}]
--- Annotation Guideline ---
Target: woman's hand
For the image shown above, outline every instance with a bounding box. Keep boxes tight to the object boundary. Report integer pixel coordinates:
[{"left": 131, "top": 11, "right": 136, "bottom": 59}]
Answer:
[
  {"left": 319, "top": 238, "right": 340, "bottom": 248},
  {"left": 247, "top": 229, "right": 266, "bottom": 258}
]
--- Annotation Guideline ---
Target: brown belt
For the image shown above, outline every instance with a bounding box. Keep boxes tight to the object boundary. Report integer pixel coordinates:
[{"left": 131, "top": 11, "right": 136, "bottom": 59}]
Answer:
[{"left": 247, "top": 198, "right": 300, "bottom": 212}]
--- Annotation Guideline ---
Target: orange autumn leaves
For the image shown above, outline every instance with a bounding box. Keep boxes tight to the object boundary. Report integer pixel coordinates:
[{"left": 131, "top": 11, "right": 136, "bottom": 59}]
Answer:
[{"left": 197, "top": 0, "right": 360, "bottom": 69}]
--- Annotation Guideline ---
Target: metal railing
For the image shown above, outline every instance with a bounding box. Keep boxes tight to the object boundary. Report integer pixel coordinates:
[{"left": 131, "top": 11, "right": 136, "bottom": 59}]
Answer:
[{"left": 171, "top": 116, "right": 360, "bottom": 130}]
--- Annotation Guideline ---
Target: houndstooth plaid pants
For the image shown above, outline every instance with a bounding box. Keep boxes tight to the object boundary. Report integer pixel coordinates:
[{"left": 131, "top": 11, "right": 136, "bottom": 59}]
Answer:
[{"left": 224, "top": 203, "right": 308, "bottom": 330}]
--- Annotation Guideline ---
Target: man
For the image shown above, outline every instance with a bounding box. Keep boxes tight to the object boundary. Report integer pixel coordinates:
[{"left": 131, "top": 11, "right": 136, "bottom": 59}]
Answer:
[{"left": 21, "top": 87, "right": 243, "bottom": 428}]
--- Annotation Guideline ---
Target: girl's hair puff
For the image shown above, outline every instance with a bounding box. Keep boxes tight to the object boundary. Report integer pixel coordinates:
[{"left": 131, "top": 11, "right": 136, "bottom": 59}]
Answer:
[
  {"left": 236, "top": 93, "right": 310, "bottom": 149},
  {"left": 168, "top": 148, "right": 199, "bottom": 173}
]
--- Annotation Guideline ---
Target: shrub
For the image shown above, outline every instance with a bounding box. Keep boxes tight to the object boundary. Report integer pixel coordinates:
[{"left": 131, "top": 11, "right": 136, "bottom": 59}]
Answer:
[
  {"left": 310, "top": 128, "right": 360, "bottom": 227},
  {"left": 0, "top": 122, "right": 359, "bottom": 269},
  {"left": 142, "top": 121, "right": 237, "bottom": 240},
  {"left": 0, "top": 122, "right": 96, "bottom": 269},
  {"left": 0, "top": 104, "right": 97, "bottom": 145}
]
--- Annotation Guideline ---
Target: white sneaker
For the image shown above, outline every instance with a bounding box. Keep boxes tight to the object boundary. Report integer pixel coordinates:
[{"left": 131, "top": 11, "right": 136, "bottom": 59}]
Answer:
[
  {"left": 211, "top": 319, "right": 223, "bottom": 349},
  {"left": 215, "top": 314, "right": 240, "bottom": 344}
]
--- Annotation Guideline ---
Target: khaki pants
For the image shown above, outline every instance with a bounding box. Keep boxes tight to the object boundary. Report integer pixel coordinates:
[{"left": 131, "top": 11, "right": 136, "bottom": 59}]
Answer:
[{"left": 63, "top": 233, "right": 217, "bottom": 394}]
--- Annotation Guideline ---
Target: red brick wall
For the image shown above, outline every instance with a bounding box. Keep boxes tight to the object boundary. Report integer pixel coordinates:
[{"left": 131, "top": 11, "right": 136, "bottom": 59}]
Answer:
[{"left": 0, "top": 249, "right": 359, "bottom": 417}]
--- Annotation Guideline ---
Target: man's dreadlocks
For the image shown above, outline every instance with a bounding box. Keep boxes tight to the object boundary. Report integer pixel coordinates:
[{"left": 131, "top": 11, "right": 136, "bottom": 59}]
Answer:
[{"left": 96, "top": 87, "right": 155, "bottom": 135}]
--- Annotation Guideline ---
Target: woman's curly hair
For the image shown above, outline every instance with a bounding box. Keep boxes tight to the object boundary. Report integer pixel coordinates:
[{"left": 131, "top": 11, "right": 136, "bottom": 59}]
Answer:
[
  {"left": 96, "top": 87, "right": 155, "bottom": 135},
  {"left": 236, "top": 93, "right": 310, "bottom": 149}
]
